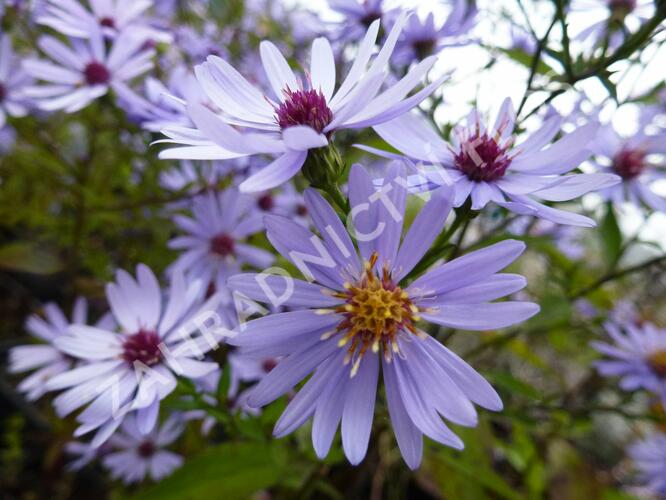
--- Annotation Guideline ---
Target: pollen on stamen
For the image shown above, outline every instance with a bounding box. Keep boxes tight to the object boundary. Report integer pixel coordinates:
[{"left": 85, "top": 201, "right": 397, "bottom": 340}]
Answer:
[{"left": 327, "top": 252, "right": 421, "bottom": 374}]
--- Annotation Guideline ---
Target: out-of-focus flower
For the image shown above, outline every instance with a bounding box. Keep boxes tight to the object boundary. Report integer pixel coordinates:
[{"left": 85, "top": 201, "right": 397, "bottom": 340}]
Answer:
[
  {"left": 64, "top": 440, "right": 114, "bottom": 471},
  {"left": 159, "top": 13, "right": 446, "bottom": 192},
  {"left": 23, "top": 27, "right": 154, "bottom": 113},
  {"left": 36, "top": 0, "right": 172, "bottom": 43},
  {"left": 328, "top": 0, "right": 390, "bottom": 42},
  {"left": 628, "top": 431, "right": 666, "bottom": 496},
  {"left": 369, "top": 98, "right": 620, "bottom": 226},
  {"left": 508, "top": 25, "right": 537, "bottom": 55},
  {"left": 118, "top": 66, "right": 206, "bottom": 132},
  {"left": 159, "top": 160, "right": 227, "bottom": 195},
  {"left": 592, "top": 321, "right": 666, "bottom": 405},
  {"left": 102, "top": 413, "right": 185, "bottom": 483},
  {"left": 168, "top": 188, "right": 274, "bottom": 302},
  {"left": 592, "top": 124, "right": 666, "bottom": 212},
  {"left": 570, "top": 0, "right": 653, "bottom": 53},
  {"left": 45, "top": 265, "right": 222, "bottom": 446},
  {"left": 0, "top": 34, "right": 31, "bottom": 128},
  {"left": 392, "top": 0, "right": 477, "bottom": 66},
  {"left": 227, "top": 163, "right": 539, "bottom": 468},
  {"left": 9, "top": 298, "right": 112, "bottom": 401},
  {"left": 253, "top": 182, "right": 309, "bottom": 227}
]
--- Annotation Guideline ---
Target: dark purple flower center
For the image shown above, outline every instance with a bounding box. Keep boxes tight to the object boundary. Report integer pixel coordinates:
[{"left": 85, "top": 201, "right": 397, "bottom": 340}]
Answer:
[
  {"left": 454, "top": 133, "right": 512, "bottom": 182},
  {"left": 84, "top": 61, "right": 111, "bottom": 85},
  {"left": 275, "top": 88, "right": 333, "bottom": 134},
  {"left": 210, "top": 233, "right": 235, "bottom": 256},
  {"left": 412, "top": 38, "right": 437, "bottom": 59},
  {"left": 257, "top": 194, "right": 274, "bottom": 211},
  {"left": 648, "top": 350, "right": 666, "bottom": 378},
  {"left": 0, "top": 83, "right": 6, "bottom": 103},
  {"left": 359, "top": 10, "right": 382, "bottom": 28},
  {"left": 612, "top": 148, "right": 645, "bottom": 179},
  {"left": 137, "top": 440, "right": 156, "bottom": 457},
  {"left": 99, "top": 16, "right": 116, "bottom": 28},
  {"left": 608, "top": 0, "right": 636, "bottom": 14},
  {"left": 262, "top": 359, "right": 278, "bottom": 373},
  {"left": 122, "top": 330, "right": 162, "bottom": 366},
  {"left": 331, "top": 253, "right": 420, "bottom": 375},
  {"left": 296, "top": 204, "right": 308, "bottom": 217}
]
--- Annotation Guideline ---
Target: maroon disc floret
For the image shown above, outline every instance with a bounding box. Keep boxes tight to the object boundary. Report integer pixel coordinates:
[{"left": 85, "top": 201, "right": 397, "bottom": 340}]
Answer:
[
  {"left": 0, "top": 83, "right": 6, "bottom": 103},
  {"left": 612, "top": 148, "right": 645, "bottom": 179},
  {"left": 137, "top": 440, "right": 156, "bottom": 457},
  {"left": 257, "top": 194, "right": 274, "bottom": 211},
  {"left": 262, "top": 358, "right": 278, "bottom": 373},
  {"left": 412, "top": 38, "right": 436, "bottom": 59},
  {"left": 99, "top": 16, "right": 116, "bottom": 28},
  {"left": 296, "top": 204, "right": 308, "bottom": 217},
  {"left": 454, "top": 133, "right": 512, "bottom": 182},
  {"left": 210, "top": 233, "right": 235, "bottom": 256},
  {"left": 359, "top": 10, "right": 382, "bottom": 28},
  {"left": 276, "top": 88, "right": 333, "bottom": 134},
  {"left": 84, "top": 61, "right": 111, "bottom": 85},
  {"left": 122, "top": 329, "right": 162, "bottom": 366}
]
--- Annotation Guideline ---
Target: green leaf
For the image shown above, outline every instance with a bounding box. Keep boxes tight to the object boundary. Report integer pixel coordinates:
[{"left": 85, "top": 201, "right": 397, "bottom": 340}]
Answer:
[
  {"left": 0, "top": 242, "right": 63, "bottom": 274},
  {"left": 599, "top": 203, "right": 622, "bottom": 264},
  {"left": 131, "top": 442, "right": 288, "bottom": 500},
  {"left": 486, "top": 372, "right": 542, "bottom": 401},
  {"left": 499, "top": 48, "right": 553, "bottom": 75}
]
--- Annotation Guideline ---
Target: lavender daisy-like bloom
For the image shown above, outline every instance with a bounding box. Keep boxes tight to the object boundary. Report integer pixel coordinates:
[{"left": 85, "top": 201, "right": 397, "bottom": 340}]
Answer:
[
  {"left": 45, "top": 265, "right": 221, "bottom": 446},
  {"left": 592, "top": 321, "right": 666, "bottom": 405},
  {"left": 227, "top": 163, "right": 539, "bottom": 468},
  {"left": 592, "top": 125, "right": 666, "bottom": 212},
  {"left": 36, "top": 0, "right": 171, "bottom": 43},
  {"left": 102, "top": 413, "right": 185, "bottom": 484},
  {"left": 158, "top": 13, "right": 447, "bottom": 192},
  {"left": 570, "top": 0, "right": 653, "bottom": 53},
  {"left": 9, "top": 298, "right": 112, "bottom": 401},
  {"left": 118, "top": 66, "right": 207, "bottom": 133},
  {"left": 0, "top": 34, "right": 31, "bottom": 128},
  {"left": 23, "top": 26, "right": 154, "bottom": 113},
  {"left": 628, "top": 431, "right": 666, "bottom": 496},
  {"left": 369, "top": 98, "right": 620, "bottom": 226},
  {"left": 328, "top": 0, "right": 388, "bottom": 41},
  {"left": 392, "top": 0, "right": 477, "bottom": 66},
  {"left": 168, "top": 188, "right": 274, "bottom": 301}
]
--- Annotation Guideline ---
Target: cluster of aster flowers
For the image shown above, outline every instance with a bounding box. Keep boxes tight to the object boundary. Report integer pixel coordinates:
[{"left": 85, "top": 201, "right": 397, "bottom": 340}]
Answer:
[{"left": 2, "top": 0, "right": 666, "bottom": 493}]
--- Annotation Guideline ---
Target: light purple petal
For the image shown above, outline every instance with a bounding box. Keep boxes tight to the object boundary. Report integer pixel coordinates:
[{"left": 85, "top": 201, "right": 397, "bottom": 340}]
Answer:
[{"left": 421, "top": 302, "right": 540, "bottom": 330}]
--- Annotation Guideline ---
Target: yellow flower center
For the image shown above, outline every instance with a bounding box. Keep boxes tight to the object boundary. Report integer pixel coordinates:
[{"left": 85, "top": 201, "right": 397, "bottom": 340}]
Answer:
[
  {"left": 648, "top": 350, "right": 666, "bottom": 377},
  {"left": 328, "top": 253, "right": 422, "bottom": 376}
]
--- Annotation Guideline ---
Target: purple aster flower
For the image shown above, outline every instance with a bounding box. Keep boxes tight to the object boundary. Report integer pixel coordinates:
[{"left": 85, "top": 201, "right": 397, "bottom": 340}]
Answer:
[
  {"left": 159, "top": 160, "right": 228, "bottom": 197},
  {"left": 592, "top": 321, "right": 666, "bottom": 406},
  {"left": 628, "top": 431, "right": 666, "bottom": 496},
  {"left": 102, "top": 412, "right": 185, "bottom": 483},
  {"left": 369, "top": 98, "right": 620, "bottom": 226},
  {"left": 392, "top": 1, "right": 477, "bottom": 66},
  {"left": 23, "top": 26, "right": 154, "bottom": 113},
  {"left": 570, "top": 0, "right": 653, "bottom": 53},
  {"left": 158, "top": 13, "right": 447, "bottom": 192},
  {"left": 117, "top": 66, "right": 208, "bottom": 133},
  {"left": 45, "top": 264, "right": 222, "bottom": 446},
  {"left": 227, "top": 163, "right": 539, "bottom": 468},
  {"left": 168, "top": 188, "right": 274, "bottom": 302},
  {"left": 64, "top": 440, "right": 114, "bottom": 471},
  {"left": 253, "top": 182, "right": 310, "bottom": 227},
  {"left": 592, "top": 125, "right": 666, "bottom": 212},
  {"left": 9, "top": 298, "right": 113, "bottom": 401},
  {"left": 328, "top": 0, "right": 389, "bottom": 41},
  {"left": 0, "top": 34, "right": 32, "bottom": 128},
  {"left": 36, "top": 0, "right": 172, "bottom": 43}
]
